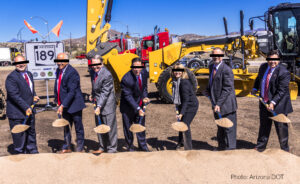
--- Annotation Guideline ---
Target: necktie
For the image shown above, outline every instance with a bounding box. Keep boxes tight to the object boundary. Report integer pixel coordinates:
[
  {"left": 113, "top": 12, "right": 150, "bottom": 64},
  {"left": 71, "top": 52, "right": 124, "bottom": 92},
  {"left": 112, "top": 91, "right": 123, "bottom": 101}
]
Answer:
[
  {"left": 264, "top": 69, "right": 272, "bottom": 102},
  {"left": 24, "top": 73, "right": 30, "bottom": 87},
  {"left": 94, "top": 73, "right": 98, "bottom": 83},
  {"left": 57, "top": 70, "right": 63, "bottom": 105},
  {"left": 138, "top": 75, "right": 142, "bottom": 106},
  {"left": 213, "top": 66, "right": 217, "bottom": 79}
]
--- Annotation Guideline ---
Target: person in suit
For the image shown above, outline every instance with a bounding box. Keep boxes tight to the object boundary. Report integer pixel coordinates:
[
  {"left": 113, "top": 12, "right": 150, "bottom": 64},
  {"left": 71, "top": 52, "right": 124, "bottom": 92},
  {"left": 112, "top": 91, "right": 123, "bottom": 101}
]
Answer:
[
  {"left": 251, "top": 50, "right": 293, "bottom": 152},
  {"left": 205, "top": 48, "right": 237, "bottom": 150},
  {"left": 89, "top": 55, "right": 118, "bottom": 154},
  {"left": 5, "top": 55, "right": 40, "bottom": 154},
  {"left": 171, "top": 63, "right": 199, "bottom": 150},
  {"left": 54, "top": 53, "right": 86, "bottom": 153},
  {"left": 120, "top": 57, "right": 150, "bottom": 152}
]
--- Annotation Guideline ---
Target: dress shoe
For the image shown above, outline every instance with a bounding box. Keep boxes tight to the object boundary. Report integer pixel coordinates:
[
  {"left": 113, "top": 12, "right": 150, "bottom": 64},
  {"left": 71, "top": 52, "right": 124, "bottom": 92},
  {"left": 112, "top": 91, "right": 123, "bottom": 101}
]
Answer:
[
  {"left": 92, "top": 150, "right": 104, "bottom": 155},
  {"left": 60, "top": 149, "right": 72, "bottom": 154},
  {"left": 139, "top": 147, "right": 150, "bottom": 152},
  {"left": 175, "top": 143, "right": 184, "bottom": 150}
]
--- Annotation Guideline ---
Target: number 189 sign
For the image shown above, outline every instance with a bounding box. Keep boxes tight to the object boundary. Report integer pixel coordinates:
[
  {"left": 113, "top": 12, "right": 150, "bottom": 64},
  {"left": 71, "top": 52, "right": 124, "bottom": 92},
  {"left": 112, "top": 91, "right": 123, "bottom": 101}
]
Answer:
[{"left": 25, "top": 42, "right": 64, "bottom": 80}]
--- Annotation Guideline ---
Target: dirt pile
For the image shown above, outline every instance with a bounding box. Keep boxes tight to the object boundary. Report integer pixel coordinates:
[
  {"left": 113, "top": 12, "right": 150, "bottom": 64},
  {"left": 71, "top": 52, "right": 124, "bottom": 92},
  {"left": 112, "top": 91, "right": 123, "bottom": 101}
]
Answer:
[{"left": 0, "top": 149, "right": 299, "bottom": 184}]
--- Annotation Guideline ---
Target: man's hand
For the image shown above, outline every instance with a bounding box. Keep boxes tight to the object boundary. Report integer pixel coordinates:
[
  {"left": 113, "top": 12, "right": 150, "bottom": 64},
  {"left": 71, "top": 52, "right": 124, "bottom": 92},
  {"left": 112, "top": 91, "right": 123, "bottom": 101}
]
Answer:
[
  {"left": 57, "top": 105, "right": 63, "bottom": 115},
  {"left": 143, "top": 97, "right": 150, "bottom": 104},
  {"left": 95, "top": 107, "right": 101, "bottom": 115},
  {"left": 33, "top": 96, "right": 40, "bottom": 102},
  {"left": 176, "top": 114, "right": 183, "bottom": 120},
  {"left": 139, "top": 109, "right": 145, "bottom": 116},
  {"left": 214, "top": 105, "right": 220, "bottom": 113},
  {"left": 26, "top": 108, "right": 32, "bottom": 116},
  {"left": 267, "top": 103, "right": 274, "bottom": 111},
  {"left": 89, "top": 95, "right": 93, "bottom": 102},
  {"left": 251, "top": 89, "right": 257, "bottom": 96}
]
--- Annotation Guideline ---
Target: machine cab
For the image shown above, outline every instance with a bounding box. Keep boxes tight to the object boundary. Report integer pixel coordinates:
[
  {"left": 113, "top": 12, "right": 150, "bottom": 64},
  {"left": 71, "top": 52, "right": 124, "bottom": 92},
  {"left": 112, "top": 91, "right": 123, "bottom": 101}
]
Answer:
[{"left": 268, "top": 3, "right": 300, "bottom": 56}]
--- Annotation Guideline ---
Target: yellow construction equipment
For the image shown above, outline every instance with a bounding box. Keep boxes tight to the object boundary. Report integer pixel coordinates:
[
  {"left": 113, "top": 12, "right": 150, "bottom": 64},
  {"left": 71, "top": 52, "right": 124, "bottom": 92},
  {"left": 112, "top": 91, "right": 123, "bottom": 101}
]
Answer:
[{"left": 86, "top": 1, "right": 300, "bottom": 102}]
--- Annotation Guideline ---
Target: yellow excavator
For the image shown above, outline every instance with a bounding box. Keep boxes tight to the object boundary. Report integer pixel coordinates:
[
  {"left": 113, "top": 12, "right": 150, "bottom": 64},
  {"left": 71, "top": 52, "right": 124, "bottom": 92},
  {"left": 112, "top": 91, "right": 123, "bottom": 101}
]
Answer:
[{"left": 86, "top": 0, "right": 300, "bottom": 102}]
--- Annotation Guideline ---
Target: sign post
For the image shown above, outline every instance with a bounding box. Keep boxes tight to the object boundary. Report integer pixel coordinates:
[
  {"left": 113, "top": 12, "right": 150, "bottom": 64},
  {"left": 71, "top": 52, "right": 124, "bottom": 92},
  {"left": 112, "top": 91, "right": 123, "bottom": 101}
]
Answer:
[{"left": 25, "top": 41, "right": 64, "bottom": 111}]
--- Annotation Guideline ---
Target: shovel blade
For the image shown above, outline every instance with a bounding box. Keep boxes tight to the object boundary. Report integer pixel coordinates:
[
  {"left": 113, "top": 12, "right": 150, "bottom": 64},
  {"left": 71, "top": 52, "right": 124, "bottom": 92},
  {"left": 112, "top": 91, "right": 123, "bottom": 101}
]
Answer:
[
  {"left": 94, "top": 124, "right": 111, "bottom": 134},
  {"left": 171, "top": 122, "right": 188, "bottom": 132},
  {"left": 11, "top": 125, "right": 30, "bottom": 134},
  {"left": 269, "top": 114, "right": 291, "bottom": 123},
  {"left": 129, "top": 124, "right": 146, "bottom": 133},
  {"left": 52, "top": 118, "right": 69, "bottom": 127},
  {"left": 215, "top": 118, "right": 233, "bottom": 128}
]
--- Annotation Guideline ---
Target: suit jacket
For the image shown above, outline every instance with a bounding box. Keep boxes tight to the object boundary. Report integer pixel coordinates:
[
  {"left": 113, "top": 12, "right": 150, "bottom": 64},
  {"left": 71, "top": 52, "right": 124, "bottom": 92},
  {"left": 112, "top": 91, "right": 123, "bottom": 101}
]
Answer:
[
  {"left": 5, "top": 70, "right": 36, "bottom": 119},
  {"left": 54, "top": 65, "right": 86, "bottom": 114},
  {"left": 120, "top": 69, "right": 148, "bottom": 114},
  {"left": 253, "top": 63, "right": 293, "bottom": 114},
  {"left": 178, "top": 79, "right": 199, "bottom": 115},
  {"left": 92, "top": 66, "right": 116, "bottom": 115},
  {"left": 207, "top": 62, "right": 237, "bottom": 115}
]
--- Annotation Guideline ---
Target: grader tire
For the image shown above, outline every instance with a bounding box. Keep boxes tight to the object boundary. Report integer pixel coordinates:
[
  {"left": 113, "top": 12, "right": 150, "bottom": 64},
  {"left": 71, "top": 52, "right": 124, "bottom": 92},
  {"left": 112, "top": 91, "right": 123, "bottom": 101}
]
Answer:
[
  {"left": 157, "top": 67, "right": 198, "bottom": 104},
  {"left": 0, "top": 88, "right": 6, "bottom": 119}
]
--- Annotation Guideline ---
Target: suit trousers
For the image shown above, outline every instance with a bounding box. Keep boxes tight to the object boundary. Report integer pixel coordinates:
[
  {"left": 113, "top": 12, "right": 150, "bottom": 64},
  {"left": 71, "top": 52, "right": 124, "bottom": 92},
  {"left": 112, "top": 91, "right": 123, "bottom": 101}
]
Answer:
[
  {"left": 122, "top": 111, "right": 148, "bottom": 150},
  {"left": 9, "top": 116, "right": 38, "bottom": 154},
  {"left": 63, "top": 110, "right": 85, "bottom": 151},
  {"left": 214, "top": 111, "right": 237, "bottom": 150},
  {"left": 256, "top": 103, "right": 289, "bottom": 151},
  {"left": 178, "top": 111, "right": 197, "bottom": 150},
  {"left": 95, "top": 112, "right": 118, "bottom": 153}
]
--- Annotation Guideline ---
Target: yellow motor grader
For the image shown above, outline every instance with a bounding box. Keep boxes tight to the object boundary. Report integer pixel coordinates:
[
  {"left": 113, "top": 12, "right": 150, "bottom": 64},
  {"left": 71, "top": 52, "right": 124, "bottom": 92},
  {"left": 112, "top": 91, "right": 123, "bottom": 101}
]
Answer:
[{"left": 86, "top": 0, "right": 300, "bottom": 103}]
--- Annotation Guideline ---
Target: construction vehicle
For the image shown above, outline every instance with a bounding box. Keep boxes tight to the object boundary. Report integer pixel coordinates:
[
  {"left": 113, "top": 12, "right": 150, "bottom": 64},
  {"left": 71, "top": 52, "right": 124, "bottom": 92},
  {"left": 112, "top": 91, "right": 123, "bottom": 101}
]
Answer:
[
  {"left": 86, "top": 0, "right": 300, "bottom": 103},
  {"left": 141, "top": 26, "right": 170, "bottom": 64},
  {"left": 0, "top": 87, "right": 5, "bottom": 119},
  {"left": 0, "top": 47, "right": 20, "bottom": 66}
]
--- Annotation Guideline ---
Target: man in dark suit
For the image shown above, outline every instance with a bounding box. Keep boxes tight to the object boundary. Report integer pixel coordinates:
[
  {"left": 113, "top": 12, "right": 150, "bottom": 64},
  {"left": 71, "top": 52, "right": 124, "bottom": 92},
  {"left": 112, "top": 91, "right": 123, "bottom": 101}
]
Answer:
[
  {"left": 54, "top": 53, "right": 86, "bottom": 153},
  {"left": 89, "top": 55, "right": 118, "bottom": 154},
  {"left": 251, "top": 50, "right": 293, "bottom": 152},
  {"left": 206, "top": 48, "right": 237, "bottom": 150},
  {"left": 5, "top": 55, "right": 40, "bottom": 154},
  {"left": 120, "top": 57, "right": 150, "bottom": 151}
]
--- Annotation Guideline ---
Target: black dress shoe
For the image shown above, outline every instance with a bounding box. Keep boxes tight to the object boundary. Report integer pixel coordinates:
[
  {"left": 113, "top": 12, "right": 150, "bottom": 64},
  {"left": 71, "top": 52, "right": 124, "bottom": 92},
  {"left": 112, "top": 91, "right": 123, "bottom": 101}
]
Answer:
[{"left": 175, "top": 143, "right": 184, "bottom": 150}]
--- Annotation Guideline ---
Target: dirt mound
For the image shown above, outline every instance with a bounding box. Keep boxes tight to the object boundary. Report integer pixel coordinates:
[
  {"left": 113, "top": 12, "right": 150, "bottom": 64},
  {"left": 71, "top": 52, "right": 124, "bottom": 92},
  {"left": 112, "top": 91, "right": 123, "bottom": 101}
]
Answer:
[{"left": 0, "top": 149, "right": 299, "bottom": 184}]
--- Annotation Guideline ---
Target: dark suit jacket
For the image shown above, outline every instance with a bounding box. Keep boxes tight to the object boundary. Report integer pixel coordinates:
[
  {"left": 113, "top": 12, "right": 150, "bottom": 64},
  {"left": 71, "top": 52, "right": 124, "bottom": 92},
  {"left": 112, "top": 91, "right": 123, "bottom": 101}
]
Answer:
[
  {"left": 5, "top": 70, "right": 36, "bottom": 119},
  {"left": 253, "top": 63, "right": 293, "bottom": 114},
  {"left": 207, "top": 62, "right": 237, "bottom": 115},
  {"left": 178, "top": 79, "right": 199, "bottom": 115},
  {"left": 54, "top": 65, "right": 86, "bottom": 114},
  {"left": 120, "top": 69, "right": 148, "bottom": 114}
]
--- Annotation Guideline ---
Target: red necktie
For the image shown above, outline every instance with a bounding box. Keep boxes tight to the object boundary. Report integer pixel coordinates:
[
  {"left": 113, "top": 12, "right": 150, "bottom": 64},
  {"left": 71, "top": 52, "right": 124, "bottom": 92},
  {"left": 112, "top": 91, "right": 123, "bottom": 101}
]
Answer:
[
  {"left": 264, "top": 69, "right": 272, "bottom": 102},
  {"left": 57, "top": 70, "right": 63, "bottom": 105},
  {"left": 24, "top": 73, "right": 30, "bottom": 87},
  {"left": 138, "top": 75, "right": 142, "bottom": 106},
  {"left": 94, "top": 73, "right": 98, "bottom": 83}
]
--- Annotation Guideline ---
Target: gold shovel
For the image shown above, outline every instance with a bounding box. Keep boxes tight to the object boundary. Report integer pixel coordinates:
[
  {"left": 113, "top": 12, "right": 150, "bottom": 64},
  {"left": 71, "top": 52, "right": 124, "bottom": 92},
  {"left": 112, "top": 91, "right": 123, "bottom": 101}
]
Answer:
[
  {"left": 11, "top": 100, "right": 38, "bottom": 134},
  {"left": 171, "top": 107, "right": 188, "bottom": 132},
  {"left": 93, "top": 104, "right": 110, "bottom": 134},
  {"left": 129, "top": 101, "right": 150, "bottom": 133},
  {"left": 52, "top": 114, "right": 69, "bottom": 127},
  {"left": 253, "top": 94, "right": 291, "bottom": 123},
  {"left": 205, "top": 96, "right": 233, "bottom": 128}
]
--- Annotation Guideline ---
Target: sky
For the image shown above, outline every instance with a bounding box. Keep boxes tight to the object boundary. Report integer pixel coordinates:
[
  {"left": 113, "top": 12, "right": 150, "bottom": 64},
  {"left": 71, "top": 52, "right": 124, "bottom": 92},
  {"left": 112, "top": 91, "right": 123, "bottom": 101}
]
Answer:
[{"left": 0, "top": 0, "right": 299, "bottom": 42}]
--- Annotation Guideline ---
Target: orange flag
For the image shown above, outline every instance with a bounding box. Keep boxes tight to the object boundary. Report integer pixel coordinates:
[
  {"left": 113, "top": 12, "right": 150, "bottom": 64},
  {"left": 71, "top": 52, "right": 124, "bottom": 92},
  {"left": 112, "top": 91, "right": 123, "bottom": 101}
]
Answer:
[
  {"left": 51, "top": 20, "right": 63, "bottom": 37},
  {"left": 24, "top": 20, "right": 38, "bottom": 34}
]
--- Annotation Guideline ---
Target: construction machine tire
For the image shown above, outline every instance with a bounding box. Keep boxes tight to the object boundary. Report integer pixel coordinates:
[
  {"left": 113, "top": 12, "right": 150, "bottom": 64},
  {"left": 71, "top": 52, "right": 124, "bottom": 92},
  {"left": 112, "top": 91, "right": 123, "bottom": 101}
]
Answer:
[
  {"left": 187, "top": 58, "right": 205, "bottom": 69},
  {"left": 0, "top": 88, "right": 6, "bottom": 119},
  {"left": 157, "top": 66, "right": 198, "bottom": 103}
]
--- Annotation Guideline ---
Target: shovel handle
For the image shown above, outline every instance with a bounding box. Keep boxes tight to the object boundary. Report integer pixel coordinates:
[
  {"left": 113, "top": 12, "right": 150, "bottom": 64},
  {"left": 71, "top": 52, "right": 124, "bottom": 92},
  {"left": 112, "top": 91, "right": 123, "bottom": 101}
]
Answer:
[
  {"left": 136, "top": 102, "right": 149, "bottom": 125},
  {"left": 22, "top": 100, "right": 39, "bottom": 125},
  {"left": 216, "top": 111, "right": 222, "bottom": 119},
  {"left": 254, "top": 95, "right": 277, "bottom": 116},
  {"left": 93, "top": 103, "right": 102, "bottom": 125}
]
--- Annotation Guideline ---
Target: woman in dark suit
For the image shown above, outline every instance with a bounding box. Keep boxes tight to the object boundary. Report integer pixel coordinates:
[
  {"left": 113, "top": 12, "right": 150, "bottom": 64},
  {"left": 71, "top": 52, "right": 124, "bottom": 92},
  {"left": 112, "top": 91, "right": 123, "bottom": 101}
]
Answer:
[{"left": 171, "top": 63, "right": 199, "bottom": 150}]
